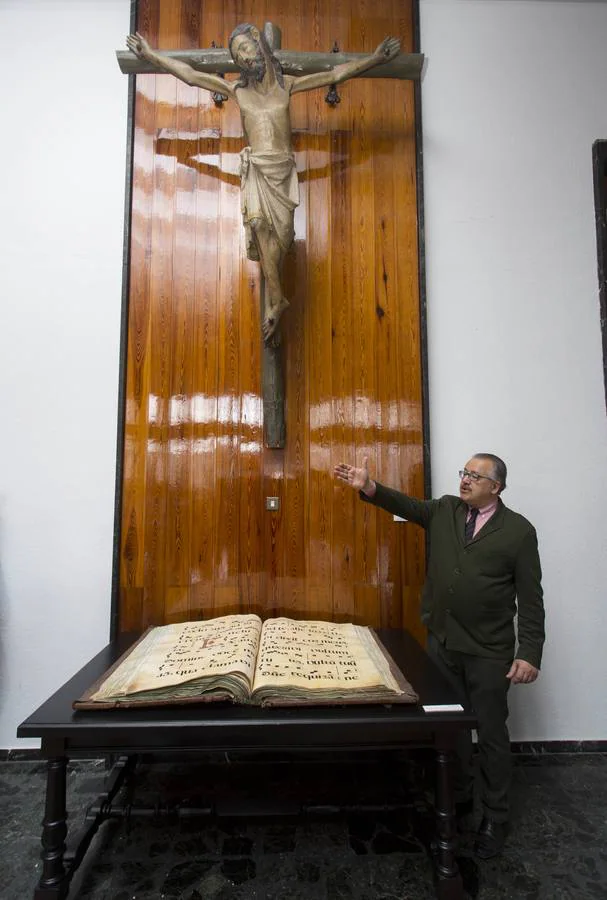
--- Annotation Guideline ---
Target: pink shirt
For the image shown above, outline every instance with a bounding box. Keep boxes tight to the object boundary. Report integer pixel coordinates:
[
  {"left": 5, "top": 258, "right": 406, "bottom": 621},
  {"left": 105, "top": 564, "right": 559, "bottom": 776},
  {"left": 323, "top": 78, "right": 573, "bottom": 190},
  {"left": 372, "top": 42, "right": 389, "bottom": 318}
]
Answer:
[{"left": 467, "top": 499, "right": 498, "bottom": 538}]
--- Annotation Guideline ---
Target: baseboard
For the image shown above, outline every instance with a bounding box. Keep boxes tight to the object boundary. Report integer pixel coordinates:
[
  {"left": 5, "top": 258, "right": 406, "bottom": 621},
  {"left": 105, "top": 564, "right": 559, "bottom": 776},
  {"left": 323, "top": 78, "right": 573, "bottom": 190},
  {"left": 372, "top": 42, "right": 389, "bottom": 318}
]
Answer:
[
  {"left": 511, "top": 740, "right": 607, "bottom": 754},
  {"left": 2, "top": 740, "right": 606, "bottom": 761}
]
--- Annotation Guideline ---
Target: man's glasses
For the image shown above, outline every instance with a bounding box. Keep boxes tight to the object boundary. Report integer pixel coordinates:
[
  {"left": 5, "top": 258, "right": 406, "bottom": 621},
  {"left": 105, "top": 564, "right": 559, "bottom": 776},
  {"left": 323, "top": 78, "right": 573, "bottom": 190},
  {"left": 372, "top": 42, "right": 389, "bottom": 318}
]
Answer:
[{"left": 459, "top": 469, "right": 496, "bottom": 484}]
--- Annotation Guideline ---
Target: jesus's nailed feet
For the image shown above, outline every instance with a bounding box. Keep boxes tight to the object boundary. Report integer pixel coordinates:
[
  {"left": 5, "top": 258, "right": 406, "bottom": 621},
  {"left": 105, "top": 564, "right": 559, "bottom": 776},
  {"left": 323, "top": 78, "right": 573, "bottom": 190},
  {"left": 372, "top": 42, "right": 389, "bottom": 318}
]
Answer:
[
  {"left": 474, "top": 817, "right": 508, "bottom": 859},
  {"left": 262, "top": 297, "right": 290, "bottom": 343}
]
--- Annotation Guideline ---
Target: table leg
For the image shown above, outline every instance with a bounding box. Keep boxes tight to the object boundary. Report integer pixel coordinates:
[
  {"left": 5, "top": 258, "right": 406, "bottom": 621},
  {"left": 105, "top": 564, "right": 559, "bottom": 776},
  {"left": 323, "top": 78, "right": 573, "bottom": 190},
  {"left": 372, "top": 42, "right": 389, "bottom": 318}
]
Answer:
[
  {"left": 433, "top": 747, "right": 463, "bottom": 900},
  {"left": 34, "top": 756, "right": 70, "bottom": 899}
]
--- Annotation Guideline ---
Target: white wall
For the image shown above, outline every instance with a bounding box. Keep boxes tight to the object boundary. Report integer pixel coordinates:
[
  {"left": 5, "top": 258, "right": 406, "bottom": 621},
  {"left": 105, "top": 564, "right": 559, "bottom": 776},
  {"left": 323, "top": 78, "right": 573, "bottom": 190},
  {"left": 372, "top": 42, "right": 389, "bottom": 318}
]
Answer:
[
  {"left": 420, "top": 0, "right": 607, "bottom": 740},
  {"left": 1, "top": 0, "right": 605, "bottom": 748},
  {"left": 0, "top": 0, "right": 130, "bottom": 748}
]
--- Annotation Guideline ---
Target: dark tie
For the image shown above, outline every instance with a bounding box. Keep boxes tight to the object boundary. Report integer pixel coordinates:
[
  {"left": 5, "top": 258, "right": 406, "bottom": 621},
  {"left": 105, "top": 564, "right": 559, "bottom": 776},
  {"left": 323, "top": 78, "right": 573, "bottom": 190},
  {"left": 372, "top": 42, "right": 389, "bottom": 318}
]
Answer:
[{"left": 464, "top": 507, "right": 479, "bottom": 544}]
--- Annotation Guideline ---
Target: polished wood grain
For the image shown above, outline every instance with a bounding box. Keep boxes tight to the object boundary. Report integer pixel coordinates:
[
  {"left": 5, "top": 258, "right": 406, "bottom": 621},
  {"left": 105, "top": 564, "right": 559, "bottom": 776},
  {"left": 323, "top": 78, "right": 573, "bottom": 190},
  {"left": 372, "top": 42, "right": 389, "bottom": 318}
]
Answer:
[{"left": 119, "top": 0, "right": 426, "bottom": 636}]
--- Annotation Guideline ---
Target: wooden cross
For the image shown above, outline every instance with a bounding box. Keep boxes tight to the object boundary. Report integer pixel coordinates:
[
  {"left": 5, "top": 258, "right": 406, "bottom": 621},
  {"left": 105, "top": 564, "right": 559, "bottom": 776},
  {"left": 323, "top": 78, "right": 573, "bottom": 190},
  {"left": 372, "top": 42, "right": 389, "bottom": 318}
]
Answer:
[{"left": 117, "top": 23, "right": 424, "bottom": 449}]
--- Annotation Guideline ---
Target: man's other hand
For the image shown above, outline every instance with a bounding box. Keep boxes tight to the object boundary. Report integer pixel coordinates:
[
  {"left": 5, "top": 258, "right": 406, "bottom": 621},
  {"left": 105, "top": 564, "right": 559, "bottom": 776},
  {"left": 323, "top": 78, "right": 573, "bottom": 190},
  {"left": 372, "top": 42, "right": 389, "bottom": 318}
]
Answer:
[{"left": 506, "top": 659, "right": 539, "bottom": 684}]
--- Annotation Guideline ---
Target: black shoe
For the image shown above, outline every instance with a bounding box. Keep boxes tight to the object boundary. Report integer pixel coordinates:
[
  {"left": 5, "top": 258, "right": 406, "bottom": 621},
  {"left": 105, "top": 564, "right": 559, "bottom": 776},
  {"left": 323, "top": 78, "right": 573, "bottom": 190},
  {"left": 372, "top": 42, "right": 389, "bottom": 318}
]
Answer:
[{"left": 474, "top": 817, "right": 508, "bottom": 859}]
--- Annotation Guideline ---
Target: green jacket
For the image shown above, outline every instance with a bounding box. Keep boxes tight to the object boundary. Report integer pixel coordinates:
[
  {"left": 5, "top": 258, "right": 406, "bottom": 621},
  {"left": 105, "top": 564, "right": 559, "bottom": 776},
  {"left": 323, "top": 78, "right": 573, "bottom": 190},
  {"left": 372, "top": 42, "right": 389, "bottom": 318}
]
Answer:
[{"left": 363, "top": 485, "right": 545, "bottom": 668}]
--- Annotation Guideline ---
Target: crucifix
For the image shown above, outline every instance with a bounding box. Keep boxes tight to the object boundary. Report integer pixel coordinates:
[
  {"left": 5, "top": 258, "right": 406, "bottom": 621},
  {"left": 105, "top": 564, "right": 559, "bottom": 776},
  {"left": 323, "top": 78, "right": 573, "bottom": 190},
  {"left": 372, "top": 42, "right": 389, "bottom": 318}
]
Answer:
[{"left": 118, "top": 23, "right": 424, "bottom": 448}]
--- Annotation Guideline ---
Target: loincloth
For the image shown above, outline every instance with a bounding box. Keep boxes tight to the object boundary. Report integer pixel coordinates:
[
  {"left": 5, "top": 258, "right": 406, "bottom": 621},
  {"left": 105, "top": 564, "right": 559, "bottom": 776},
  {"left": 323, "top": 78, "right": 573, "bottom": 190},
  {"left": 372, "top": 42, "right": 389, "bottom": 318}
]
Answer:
[{"left": 239, "top": 148, "right": 299, "bottom": 261}]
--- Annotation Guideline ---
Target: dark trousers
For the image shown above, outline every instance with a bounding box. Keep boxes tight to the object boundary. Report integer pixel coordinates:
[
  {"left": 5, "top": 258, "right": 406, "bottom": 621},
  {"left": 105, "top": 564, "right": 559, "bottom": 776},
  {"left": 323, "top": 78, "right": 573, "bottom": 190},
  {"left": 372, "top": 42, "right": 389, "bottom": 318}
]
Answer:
[{"left": 427, "top": 632, "right": 512, "bottom": 823}]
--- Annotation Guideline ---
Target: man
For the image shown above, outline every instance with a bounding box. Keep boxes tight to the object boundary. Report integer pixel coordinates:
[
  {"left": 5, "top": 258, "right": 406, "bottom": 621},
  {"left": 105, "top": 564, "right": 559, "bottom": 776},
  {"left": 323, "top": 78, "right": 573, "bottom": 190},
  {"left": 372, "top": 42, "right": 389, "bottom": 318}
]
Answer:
[
  {"left": 333, "top": 453, "right": 545, "bottom": 859},
  {"left": 126, "top": 27, "right": 400, "bottom": 343}
]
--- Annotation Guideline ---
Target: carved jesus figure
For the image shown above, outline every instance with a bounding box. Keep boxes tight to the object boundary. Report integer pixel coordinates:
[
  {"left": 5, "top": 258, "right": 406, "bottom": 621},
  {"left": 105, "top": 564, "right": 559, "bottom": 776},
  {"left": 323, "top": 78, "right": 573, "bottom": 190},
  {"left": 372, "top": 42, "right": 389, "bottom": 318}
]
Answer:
[{"left": 127, "top": 26, "right": 400, "bottom": 342}]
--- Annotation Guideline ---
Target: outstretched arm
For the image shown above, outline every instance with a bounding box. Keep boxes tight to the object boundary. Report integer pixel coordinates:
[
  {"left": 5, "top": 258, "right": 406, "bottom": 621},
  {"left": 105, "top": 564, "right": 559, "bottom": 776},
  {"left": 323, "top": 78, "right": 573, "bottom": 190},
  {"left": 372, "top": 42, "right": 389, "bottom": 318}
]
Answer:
[
  {"left": 290, "top": 37, "right": 400, "bottom": 95},
  {"left": 126, "top": 32, "right": 235, "bottom": 98},
  {"left": 335, "top": 458, "right": 437, "bottom": 527}
]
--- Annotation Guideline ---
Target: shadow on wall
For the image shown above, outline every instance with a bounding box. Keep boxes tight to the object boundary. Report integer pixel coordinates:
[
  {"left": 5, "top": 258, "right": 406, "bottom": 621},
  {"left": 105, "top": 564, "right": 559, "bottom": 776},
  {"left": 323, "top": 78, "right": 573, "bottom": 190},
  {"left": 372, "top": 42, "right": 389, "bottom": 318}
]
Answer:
[{"left": 508, "top": 676, "right": 548, "bottom": 742}]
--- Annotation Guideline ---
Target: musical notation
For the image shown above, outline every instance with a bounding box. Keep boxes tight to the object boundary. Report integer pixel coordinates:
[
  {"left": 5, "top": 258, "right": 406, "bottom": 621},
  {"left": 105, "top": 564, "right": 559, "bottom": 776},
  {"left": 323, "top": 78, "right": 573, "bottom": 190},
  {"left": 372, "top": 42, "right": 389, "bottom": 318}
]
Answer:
[{"left": 254, "top": 618, "right": 370, "bottom": 688}]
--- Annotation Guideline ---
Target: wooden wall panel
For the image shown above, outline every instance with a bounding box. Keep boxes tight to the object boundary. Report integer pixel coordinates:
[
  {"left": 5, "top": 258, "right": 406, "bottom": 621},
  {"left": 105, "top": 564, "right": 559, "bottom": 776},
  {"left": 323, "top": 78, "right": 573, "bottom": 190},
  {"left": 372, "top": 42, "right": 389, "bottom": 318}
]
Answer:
[{"left": 119, "top": 0, "right": 426, "bottom": 637}]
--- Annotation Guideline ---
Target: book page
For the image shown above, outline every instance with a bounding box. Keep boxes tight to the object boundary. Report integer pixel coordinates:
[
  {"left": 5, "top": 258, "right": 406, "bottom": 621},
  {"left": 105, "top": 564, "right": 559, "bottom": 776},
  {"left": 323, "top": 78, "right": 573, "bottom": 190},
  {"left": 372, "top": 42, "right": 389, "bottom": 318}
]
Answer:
[
  {"left": 251, "top": 618, "right": 403, "bottom": 694},
  {"left": 90, "top": 614, "right": 262, "bottom": 700}
]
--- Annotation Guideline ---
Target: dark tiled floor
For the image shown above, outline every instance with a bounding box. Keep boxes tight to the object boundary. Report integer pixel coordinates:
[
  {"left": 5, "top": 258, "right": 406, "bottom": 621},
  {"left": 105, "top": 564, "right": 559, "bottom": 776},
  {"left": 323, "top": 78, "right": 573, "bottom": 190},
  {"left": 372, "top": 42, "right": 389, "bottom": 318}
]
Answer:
[{"left": 2, "top": 751, "right": 607, "bottom": 899}]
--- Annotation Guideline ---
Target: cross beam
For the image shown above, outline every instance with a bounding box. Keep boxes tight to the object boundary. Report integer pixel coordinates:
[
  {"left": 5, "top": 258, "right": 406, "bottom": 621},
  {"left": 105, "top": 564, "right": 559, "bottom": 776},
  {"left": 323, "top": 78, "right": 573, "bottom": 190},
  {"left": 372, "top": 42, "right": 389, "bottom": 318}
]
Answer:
[
  {"left": 116, "top": 22, "right": 424, "bottom": 81},
  {"left": 117, "top": 48, "right": 423, "bottom": 80}
]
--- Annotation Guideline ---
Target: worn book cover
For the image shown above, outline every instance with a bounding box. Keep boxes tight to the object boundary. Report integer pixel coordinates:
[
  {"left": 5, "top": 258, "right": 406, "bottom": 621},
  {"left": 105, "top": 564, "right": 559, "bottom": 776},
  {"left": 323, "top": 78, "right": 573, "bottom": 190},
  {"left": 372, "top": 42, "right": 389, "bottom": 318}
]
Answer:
[{"left": 74, "top": 615, "right": 418, "bottom": 710}]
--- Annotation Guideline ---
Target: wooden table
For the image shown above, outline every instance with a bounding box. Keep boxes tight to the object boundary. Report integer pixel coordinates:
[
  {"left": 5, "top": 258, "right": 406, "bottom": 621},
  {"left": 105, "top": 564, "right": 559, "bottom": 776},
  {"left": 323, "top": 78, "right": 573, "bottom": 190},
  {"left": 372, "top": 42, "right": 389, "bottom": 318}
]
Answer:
[{"left": 17, "top": 629, "right": 476, "bottom": 900}]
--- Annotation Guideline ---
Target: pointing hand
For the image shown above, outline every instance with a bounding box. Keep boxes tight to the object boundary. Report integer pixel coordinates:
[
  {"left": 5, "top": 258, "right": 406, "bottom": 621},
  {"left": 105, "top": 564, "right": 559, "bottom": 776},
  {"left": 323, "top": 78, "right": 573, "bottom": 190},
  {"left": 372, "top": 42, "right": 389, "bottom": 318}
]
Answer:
[{"left": 333, "top": 457, "right": 373, "bottom": 493}]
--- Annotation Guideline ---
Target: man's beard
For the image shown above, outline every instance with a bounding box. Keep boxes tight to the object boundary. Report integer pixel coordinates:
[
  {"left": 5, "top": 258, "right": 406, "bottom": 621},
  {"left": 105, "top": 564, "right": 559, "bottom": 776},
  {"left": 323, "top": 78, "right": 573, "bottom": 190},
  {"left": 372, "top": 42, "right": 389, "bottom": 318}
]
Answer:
[{"left": 243, "top": 52, "right": 266, "bottom": 83}]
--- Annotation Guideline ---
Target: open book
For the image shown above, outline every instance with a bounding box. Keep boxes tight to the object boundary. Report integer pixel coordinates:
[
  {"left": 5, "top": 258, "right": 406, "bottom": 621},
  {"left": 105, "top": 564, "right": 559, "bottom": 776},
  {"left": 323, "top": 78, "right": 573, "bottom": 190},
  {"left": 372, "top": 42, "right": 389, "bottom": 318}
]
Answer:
[{"left": 74, "top": 615, "right": 418, "bottom": 709}]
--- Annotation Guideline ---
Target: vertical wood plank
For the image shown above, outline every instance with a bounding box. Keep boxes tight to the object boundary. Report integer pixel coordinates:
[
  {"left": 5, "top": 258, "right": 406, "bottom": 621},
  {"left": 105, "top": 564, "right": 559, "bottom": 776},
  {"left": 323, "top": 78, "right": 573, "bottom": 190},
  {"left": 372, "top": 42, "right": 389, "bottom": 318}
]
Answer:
[
  {"left": 280, "top": 0, "right": 307, "bottom": 618},
  {"left": 213, "top": 0, "right": 243, "bottom": 615},
  {"left": 350, "top": 0, "right": 381, "bottom": 627},
  {"left": 188, "top": 2, "right": 226, "bottom": 618},
  {"left": 305, "top": 1, "right": 333, "bottom": 622},
  {"left": 329, "top": 0, "right": 357, "bottom": 623},
  {"left": 142, "top": 0, "right": 180, "bottom": 627},
  {"left": 163, "top": 0, "right": 200, "bottom": 623}
]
